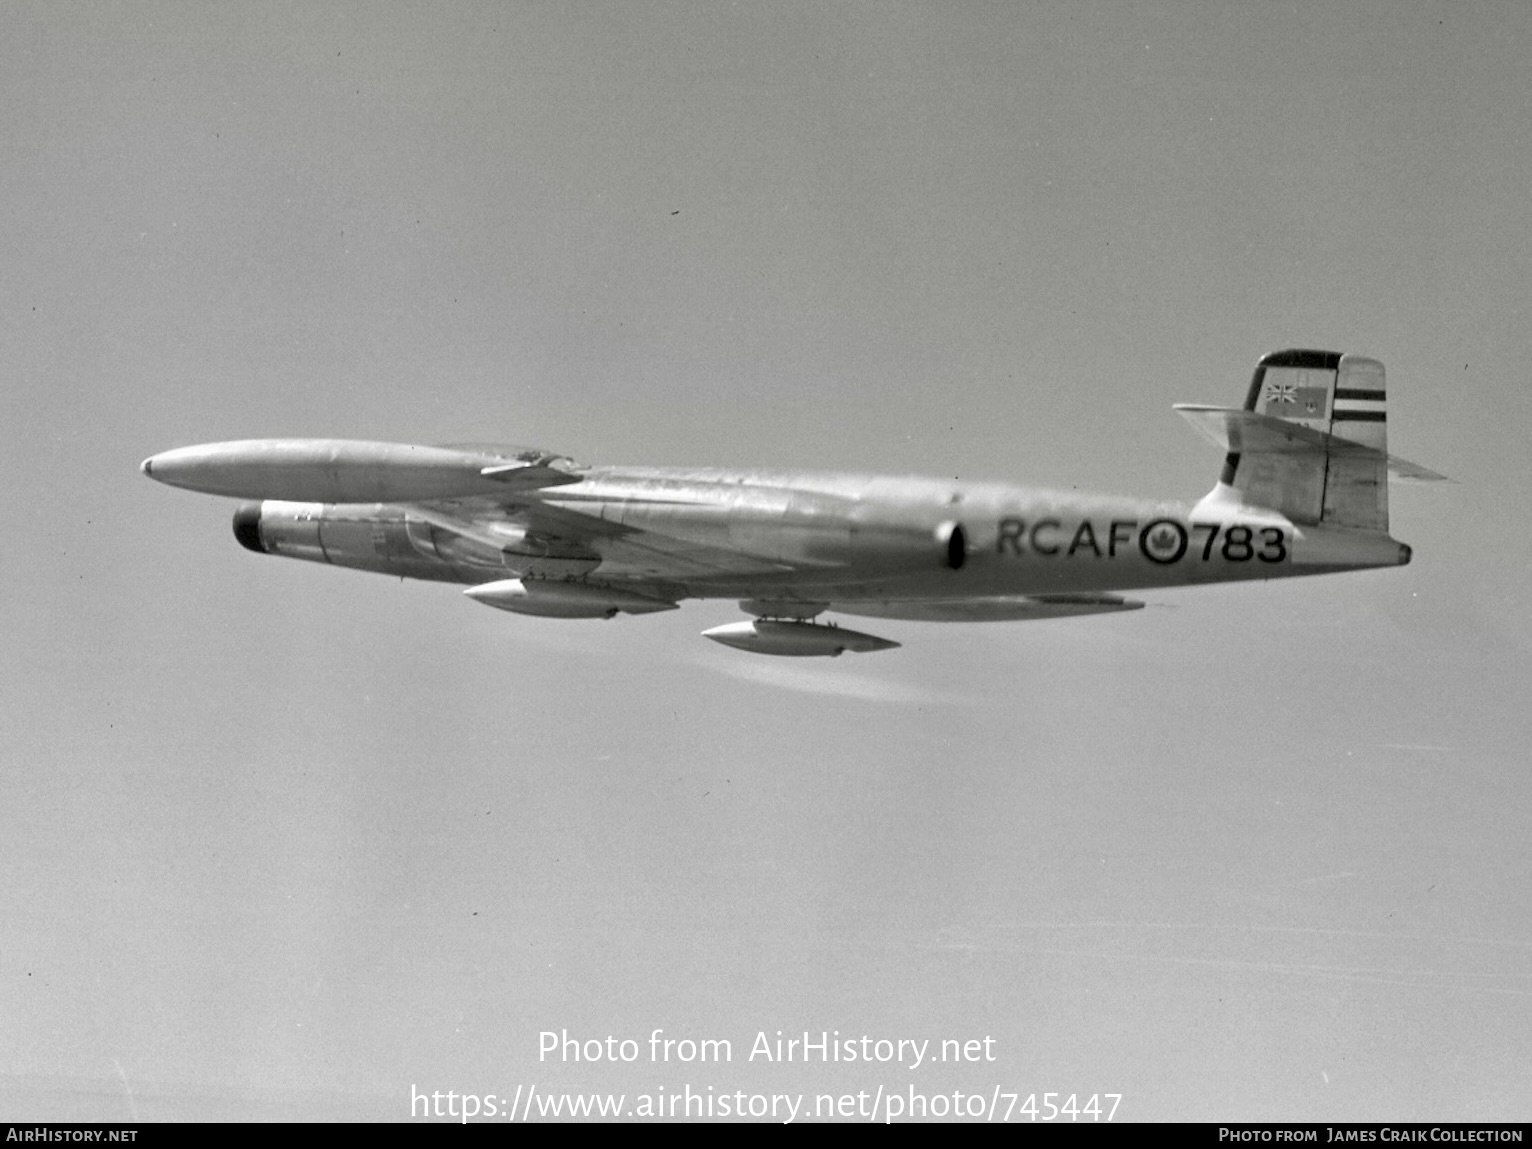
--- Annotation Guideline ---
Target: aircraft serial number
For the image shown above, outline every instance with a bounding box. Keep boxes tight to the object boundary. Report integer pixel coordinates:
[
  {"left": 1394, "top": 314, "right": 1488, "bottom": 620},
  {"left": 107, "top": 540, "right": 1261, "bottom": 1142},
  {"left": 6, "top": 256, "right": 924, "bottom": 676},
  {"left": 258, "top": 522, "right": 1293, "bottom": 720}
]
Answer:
[{"left": 995, "top": 519, "right": 1287, "bottom": 565}]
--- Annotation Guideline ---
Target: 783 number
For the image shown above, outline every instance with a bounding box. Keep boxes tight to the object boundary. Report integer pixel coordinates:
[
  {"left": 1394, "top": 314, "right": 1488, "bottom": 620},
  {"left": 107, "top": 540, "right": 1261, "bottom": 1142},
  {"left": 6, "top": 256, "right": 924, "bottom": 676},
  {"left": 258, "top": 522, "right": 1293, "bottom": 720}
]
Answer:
[{"left": 1191, "top": 522, "right": 1286, "bottom": 563}]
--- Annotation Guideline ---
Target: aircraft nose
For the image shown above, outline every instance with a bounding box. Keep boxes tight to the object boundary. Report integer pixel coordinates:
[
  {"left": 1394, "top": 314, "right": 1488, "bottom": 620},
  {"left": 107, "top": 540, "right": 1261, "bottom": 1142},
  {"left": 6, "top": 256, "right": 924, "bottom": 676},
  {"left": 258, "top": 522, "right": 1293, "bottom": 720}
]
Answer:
[
  {"left": 1397, "top": 542, "right": 1412, "bottom": 566},
  {"left": 140, "top": 456, "right": 154, "bottom": 477}
]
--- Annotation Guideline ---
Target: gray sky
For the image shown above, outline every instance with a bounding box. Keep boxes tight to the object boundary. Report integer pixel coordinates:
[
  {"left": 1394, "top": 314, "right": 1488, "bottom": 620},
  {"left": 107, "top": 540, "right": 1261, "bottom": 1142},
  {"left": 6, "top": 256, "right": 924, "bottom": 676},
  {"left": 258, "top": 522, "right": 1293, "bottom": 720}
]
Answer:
[{"left": 3, "top": 0, "right": 1530, "bottom": 1122}]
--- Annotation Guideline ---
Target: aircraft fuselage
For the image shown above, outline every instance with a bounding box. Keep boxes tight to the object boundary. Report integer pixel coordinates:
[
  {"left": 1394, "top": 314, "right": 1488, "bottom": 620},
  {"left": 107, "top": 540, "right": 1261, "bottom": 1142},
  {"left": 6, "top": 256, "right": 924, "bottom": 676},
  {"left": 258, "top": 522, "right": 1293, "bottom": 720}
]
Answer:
[{"left": 238, "top": 466, "right": 1408, "bottom": 605}]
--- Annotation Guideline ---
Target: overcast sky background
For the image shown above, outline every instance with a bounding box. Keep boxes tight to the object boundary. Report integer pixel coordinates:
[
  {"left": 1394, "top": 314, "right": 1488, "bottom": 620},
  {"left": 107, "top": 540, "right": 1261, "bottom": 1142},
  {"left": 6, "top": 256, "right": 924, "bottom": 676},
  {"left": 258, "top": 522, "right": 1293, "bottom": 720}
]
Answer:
[{"left": 3, "top": 0, "right": 1530, "bottom": 1123}]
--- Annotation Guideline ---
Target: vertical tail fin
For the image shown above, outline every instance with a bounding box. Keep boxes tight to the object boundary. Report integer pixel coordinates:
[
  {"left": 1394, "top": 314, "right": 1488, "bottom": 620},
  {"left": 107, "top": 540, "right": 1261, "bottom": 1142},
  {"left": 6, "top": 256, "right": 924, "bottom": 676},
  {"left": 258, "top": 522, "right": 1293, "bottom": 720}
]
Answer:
[
  {"left": 1248, "top": 349, "right": 1389, "bottom": 530},
  {"left": 1179, "top": 349, "right": 1392, "bottom": 530}
]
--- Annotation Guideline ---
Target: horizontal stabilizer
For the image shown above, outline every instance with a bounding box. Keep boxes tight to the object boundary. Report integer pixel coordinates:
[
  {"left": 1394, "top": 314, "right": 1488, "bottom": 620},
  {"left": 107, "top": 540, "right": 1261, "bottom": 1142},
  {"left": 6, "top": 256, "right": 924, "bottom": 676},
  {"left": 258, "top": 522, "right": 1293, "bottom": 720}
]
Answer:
[
  {"left": 1175, "top": 406, "right": 1448, "bottom": 482},
  {"left": 1177, "top": 406, "right": 1369, "bottom": 455},
  {"left": 831, "top": 594, "right": 1143, "bottom": 623},
  {"left": 1384, "top": 455, "right": 1452, "bottom": 484}
]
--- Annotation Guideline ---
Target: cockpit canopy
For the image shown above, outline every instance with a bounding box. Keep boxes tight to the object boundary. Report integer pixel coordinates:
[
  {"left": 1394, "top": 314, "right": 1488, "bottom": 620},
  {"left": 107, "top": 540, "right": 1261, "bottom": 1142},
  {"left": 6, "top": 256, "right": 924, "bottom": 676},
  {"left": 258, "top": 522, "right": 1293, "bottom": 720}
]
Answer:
[{"left": 440, "top": 442, "right": 586, "bottom": 474}]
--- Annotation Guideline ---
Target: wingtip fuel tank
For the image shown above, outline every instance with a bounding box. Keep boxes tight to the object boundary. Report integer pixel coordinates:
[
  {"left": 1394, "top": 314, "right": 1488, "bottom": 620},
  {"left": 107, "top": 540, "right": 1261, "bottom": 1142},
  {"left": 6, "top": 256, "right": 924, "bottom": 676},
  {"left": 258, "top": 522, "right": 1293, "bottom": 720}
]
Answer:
[{"left": 140, "top": 439, "right": 579, "bottom": 502}]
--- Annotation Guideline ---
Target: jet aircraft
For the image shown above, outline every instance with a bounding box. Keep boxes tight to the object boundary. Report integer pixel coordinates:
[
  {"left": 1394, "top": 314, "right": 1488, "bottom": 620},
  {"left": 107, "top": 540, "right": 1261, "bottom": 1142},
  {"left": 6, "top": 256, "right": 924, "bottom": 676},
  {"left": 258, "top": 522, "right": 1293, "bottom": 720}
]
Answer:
[{"left": 141, "top": 349, "right": 1443, "bottom": 656}]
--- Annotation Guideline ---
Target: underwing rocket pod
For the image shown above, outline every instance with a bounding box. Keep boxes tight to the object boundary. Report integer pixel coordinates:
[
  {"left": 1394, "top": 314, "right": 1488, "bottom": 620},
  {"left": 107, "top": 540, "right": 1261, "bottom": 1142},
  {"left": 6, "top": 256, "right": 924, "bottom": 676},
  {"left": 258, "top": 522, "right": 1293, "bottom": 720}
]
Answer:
[
  {"left": 464, "top": 579, "right": 679, "bottom": 619},
  {"left": 700, "top": 620, "right": 901, "bottom": 657}
]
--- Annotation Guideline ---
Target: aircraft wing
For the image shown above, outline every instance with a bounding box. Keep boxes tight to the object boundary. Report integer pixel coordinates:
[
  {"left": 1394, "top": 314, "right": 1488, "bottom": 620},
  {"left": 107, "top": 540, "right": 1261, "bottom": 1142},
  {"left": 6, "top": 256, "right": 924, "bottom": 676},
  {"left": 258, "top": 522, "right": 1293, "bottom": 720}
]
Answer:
[
  {"left": 409, "top": 491, "right": 796, "bottom": 581},
  {"left": 141, "top": 437, "right": 799, "bottom": 582}
]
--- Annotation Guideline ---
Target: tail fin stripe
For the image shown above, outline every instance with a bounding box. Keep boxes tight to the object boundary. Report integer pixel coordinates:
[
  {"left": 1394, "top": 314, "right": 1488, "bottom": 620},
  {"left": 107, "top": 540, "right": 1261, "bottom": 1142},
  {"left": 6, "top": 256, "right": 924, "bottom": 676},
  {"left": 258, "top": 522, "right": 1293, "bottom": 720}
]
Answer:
[
  {"left": 1332, "top": 410, "right": 1386, "bottom": 422},
  {"left": 1333, "top": 397, "right": 1386, "bottom": 414},
  {"left": 1333, "top": 388, "right": 1386, "bottom": 401}
]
